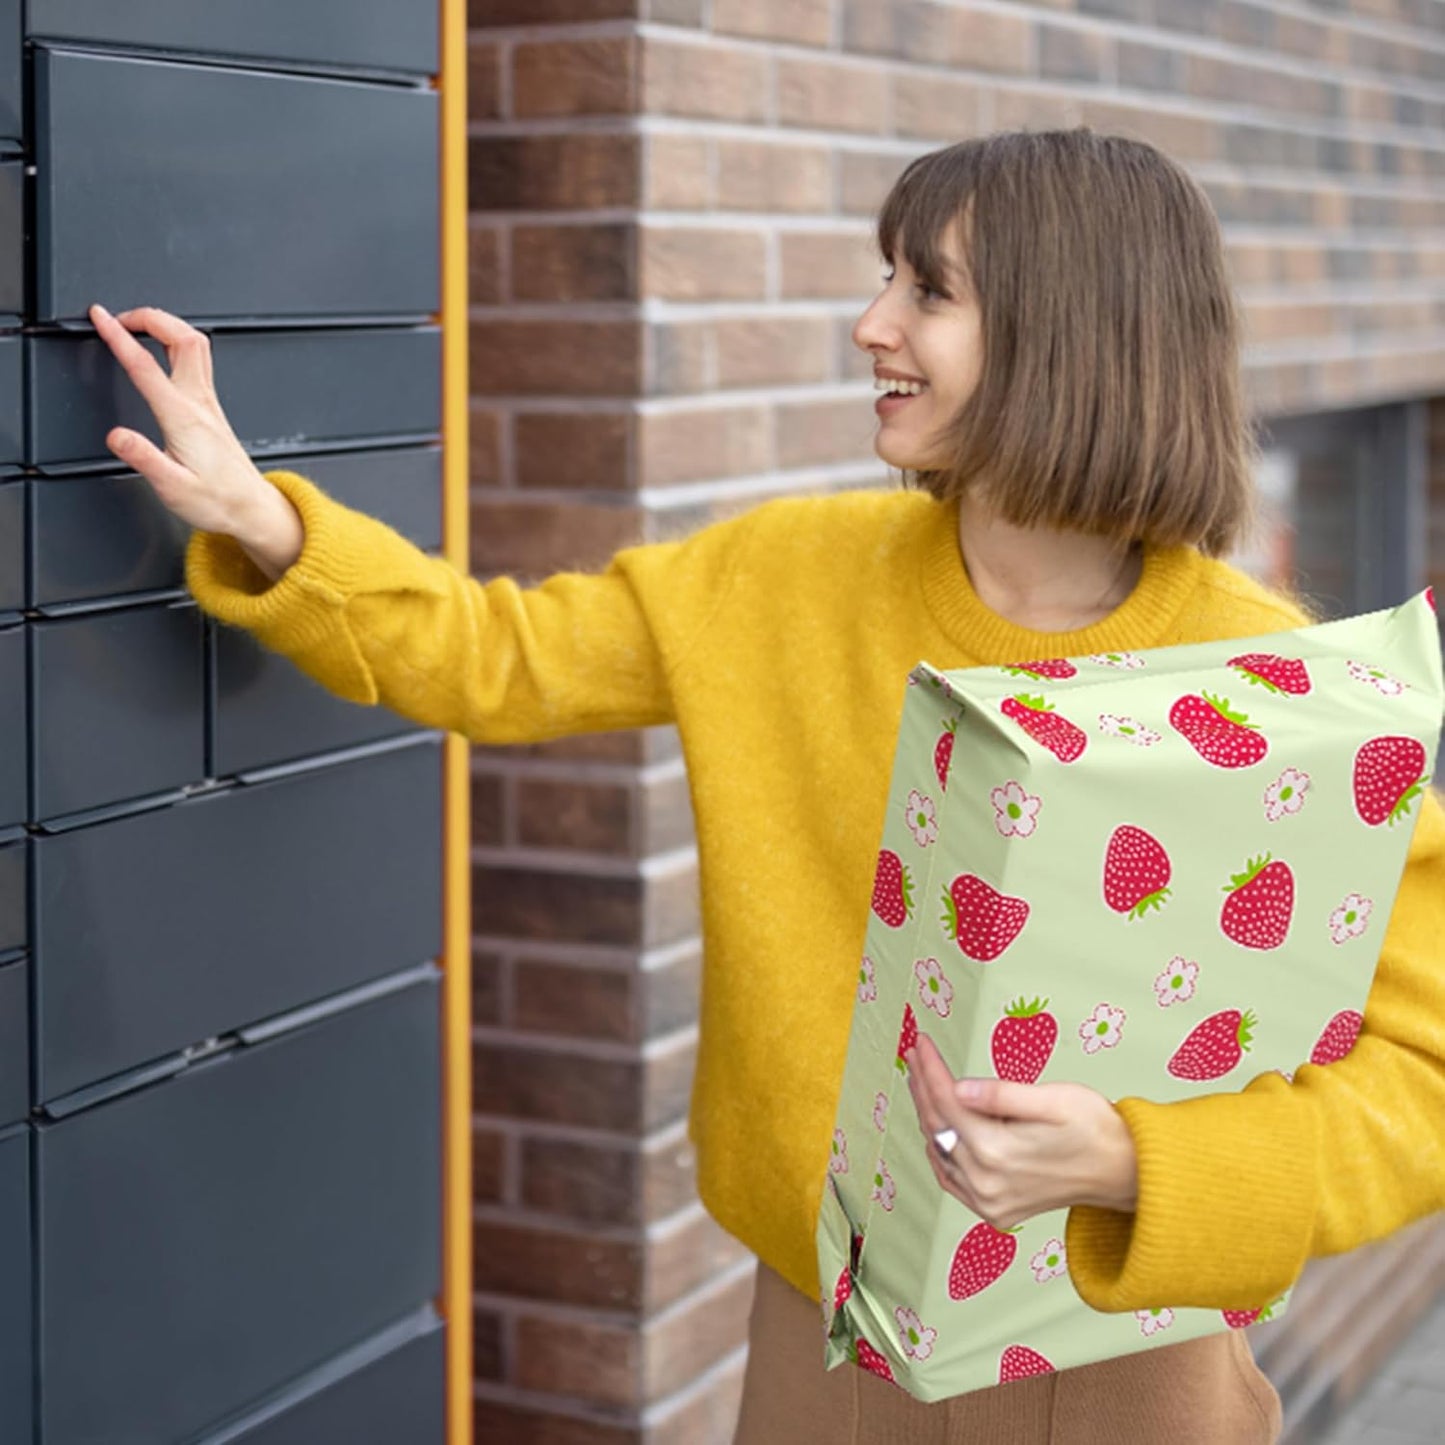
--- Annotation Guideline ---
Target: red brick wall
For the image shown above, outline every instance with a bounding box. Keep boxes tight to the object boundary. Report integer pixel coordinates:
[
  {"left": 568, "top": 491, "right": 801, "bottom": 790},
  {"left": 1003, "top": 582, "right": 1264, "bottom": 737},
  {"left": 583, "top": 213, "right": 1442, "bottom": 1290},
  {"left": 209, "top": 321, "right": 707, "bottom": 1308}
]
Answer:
[{"left": 466, "top": 2, "right": 1445, "bottom": 1439}]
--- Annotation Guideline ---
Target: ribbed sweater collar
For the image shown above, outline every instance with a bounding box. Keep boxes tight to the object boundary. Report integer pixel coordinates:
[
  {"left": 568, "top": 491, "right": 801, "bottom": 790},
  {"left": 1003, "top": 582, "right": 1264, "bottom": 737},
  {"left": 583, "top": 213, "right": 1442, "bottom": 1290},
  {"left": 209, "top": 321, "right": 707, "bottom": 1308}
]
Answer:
[{"left": 918, "top": 497, "right": 1207, "bottom": 664}]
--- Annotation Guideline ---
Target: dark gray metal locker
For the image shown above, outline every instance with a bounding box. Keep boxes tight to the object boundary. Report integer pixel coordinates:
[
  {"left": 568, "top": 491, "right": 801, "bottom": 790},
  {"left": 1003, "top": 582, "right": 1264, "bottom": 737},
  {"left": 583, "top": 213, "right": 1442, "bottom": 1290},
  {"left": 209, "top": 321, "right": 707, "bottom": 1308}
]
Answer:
[
  {"left": 0, "top": 1126, "right": 30, "bottom": 1444},
  {"left": 28, "top": 0, "right": 439, "bottom": 77},
  {"left": 0, "top": 959, "right": 26, "bottom": 1125},
  {"left": 33, "top": 47, "right": 439, "bottom": 324},
  {"left": 30, "top": 599, "right": 205, "bottom": 821},
  {"left": 34, "top": 737, "right": 442, "bottom": 1102},
  {"left": 0, "top": 478, "right": 22, "bottom": 615},
  {"left": 36, "top": 973, "right": 442, "bottom": 1445},
  {"left": 28, "top": 445, "right": 442, "bottom": 609},
  {"left": 28, "top": 471, "right": 190, "bottom": 607},
  {"left": 0, "top": 335, "right": 21, "bottom": 465},
  {"left": 267, "top": 445, "right": 444, "bottom": 552},
  {"left": 27, "top": 326, "right": 442, "bottom": 471},
  {"left": 0, "top": 0, "right": 18, "bottom": 147},
  {"left": 199, "top": 1313, "right": 445, "bottom": 1445},
  {"left": 0, "top": 839, "right": 24, "bottom": 953},
  {"left": 0, "top": 162, "right": 21, "bottom": 324},
  {"left": 0, "top": 623, "right": 25, "bottom": 830}
]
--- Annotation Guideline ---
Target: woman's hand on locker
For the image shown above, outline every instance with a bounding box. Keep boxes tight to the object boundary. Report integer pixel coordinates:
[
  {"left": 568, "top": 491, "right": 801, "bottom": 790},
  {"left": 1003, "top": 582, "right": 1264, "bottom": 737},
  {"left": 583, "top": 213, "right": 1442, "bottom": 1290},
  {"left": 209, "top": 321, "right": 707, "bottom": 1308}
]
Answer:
[{"left": 88, "top": 302, "right": 304, "bottom": 580}]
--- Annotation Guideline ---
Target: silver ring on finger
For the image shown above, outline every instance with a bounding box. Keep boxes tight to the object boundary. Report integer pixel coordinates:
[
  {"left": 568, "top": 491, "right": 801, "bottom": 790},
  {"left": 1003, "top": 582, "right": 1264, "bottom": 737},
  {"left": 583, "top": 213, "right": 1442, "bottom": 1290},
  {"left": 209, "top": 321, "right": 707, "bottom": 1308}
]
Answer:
[{"left": 932, "top": 1126, "right": 960, "bottom": 1159}]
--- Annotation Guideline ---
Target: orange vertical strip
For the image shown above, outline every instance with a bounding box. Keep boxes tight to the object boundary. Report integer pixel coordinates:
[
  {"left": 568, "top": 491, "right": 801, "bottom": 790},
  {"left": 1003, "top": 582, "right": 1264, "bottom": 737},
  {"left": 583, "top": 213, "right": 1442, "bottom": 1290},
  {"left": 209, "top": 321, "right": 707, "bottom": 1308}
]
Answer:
[{"left": 439, "top": 0, "right": 473, "bottom": 1442}]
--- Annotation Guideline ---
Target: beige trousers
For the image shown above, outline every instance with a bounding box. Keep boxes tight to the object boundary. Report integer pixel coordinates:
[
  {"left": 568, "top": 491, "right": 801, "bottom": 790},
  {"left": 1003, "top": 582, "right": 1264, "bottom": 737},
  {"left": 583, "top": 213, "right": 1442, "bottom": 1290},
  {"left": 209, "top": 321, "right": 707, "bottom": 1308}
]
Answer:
[{"left": 733, "top": 1263, "right": 1283, "bottom": 1444}]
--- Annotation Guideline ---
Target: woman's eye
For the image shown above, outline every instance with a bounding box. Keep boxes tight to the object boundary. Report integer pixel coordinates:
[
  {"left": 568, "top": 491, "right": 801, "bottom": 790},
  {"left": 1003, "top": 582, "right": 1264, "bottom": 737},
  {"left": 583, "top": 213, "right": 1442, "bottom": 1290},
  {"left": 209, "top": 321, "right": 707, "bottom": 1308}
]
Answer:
[{"left": 914, "top": 283, "right": 944, "bottom": 304}]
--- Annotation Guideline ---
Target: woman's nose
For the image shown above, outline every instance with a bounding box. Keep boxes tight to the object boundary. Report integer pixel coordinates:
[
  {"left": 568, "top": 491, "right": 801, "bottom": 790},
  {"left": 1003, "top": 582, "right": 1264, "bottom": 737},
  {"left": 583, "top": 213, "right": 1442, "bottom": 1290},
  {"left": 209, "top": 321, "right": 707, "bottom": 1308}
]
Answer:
[{"left": 851, "top": 292, "right": 900, "bottom": 357}]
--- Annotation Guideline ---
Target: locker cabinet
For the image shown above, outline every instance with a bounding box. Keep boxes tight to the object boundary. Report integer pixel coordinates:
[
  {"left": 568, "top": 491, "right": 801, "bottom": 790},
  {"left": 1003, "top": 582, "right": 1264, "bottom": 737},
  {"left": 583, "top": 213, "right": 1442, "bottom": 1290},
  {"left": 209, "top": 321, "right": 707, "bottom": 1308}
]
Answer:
[
  {"left": 28, "top": 0, "right": 439, "bottom": 78},
  {"left": 34, "top": 46, "right": 439, "bottom": 324},
  {"left": 0, "top": 334, "right": 20, "bottom": 465},
  {"left": 0, "top": 1126, "right": 30, "bottom": 1445},
  {"left": 0, "top": 622, "right": 24, "bottom": 829},
  {"left": 0, "top": 0, "right": 18, "bottom": 146},
  {"left": 198, "top": 1312, "right": 445, "bottom": 1445},
  {"left": 27, "top": 326, "right": 442, "bottom": 471},
  {"left": 30, "top": 599, "right": 205, "bottom": 821},
  {"left": 0, "top": 477, "right": 20, "bottom": 616},
  {"left": 0, "top": 161, "right": 20, "bottom": 324},
  {"left": 28, "top": 444, "right": 442, "bottom": 609},
  {"left": 0, "top": 838, "right": 24, "bottom": 953},
  {"left": 0, "top": 958, "right": 26, "bottom": 1125},
  {"left": 36, "top": 973, "right": 442, "bottom": 1445},
  {"left": 34, "top": 737, "right": 442, "bottom": 1102}
]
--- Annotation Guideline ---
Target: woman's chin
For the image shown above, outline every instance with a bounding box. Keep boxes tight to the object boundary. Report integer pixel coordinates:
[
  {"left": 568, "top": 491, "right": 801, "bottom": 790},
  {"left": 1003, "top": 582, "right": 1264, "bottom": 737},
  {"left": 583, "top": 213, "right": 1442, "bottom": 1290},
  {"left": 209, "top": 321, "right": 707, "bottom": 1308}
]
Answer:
[{"left": 873, "top": 433, "right": 936, "bottom": 473}]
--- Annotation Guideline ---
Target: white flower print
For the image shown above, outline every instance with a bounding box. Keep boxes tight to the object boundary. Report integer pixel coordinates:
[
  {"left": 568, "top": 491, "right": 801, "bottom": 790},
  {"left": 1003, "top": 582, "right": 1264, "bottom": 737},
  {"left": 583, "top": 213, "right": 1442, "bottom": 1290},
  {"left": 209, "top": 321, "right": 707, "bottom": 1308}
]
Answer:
[
  {"left": 1089, "top": 651, "right": 1145, "bottom": 670},
  {"left": 858, "top": 955, "right": 878, "bottom": 1004},
  {"left": 914, "top": 957, "right": 955, "bottom": 1019},
  {"left": 895, "top": 1306, "right": 938, "bottom": 1361},
  {"left": 1030, "top": 1238, "right": 1068, "bottom": 1283},
  {"left": 904, "top": 789, "right": 939, "bottom": 847},
  {"left": 1153, "top": 956, "right": 1199, "bottom": 1008},
  {"left": 1098, "top": 713, "right": 1162, "bottom": 747},
  {"left": 1263, "top": 767, "right": 1311, "bottom": 823},
  {"left": 1079, "top": 1003, "right": 1127, "bottom": 1055},
  {"left": 1346, "top": 660, "right": 1405, "bottom": 696},
  {"left": 873, "top": 1091, "right": 889, "bottom": 1132},
  {"left": 871, "top": 1159, "right": 896, "bottom": 1212},
  {"left": 1137, "top": 1307, "right": 1175, "bottom": 1336},
  {"left": 829, "top": 1128, "right": 849, "bottom": 1175},
  {"left": 1329, "top": 893, "right": 1374, "bottom": 945},
  {"left": 991, "top": 780, "right": 1043, "bottom": 838}
]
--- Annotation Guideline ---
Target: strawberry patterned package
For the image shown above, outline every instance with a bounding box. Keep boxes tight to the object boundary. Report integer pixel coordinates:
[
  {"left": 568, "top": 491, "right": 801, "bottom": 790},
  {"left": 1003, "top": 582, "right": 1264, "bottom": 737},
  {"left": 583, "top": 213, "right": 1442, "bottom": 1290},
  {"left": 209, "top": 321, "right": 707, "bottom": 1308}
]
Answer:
[{"left": 816, "top": 591, "right": 1444, "bottom": 1402}]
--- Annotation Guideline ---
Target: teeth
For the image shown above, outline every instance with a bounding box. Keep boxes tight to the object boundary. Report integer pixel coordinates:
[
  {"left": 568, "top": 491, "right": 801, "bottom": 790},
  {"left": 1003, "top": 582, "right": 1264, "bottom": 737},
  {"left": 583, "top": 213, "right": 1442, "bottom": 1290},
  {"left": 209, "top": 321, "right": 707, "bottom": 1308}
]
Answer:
[{"left": 873, "top": 378, "right": 926, "bottom": 396}]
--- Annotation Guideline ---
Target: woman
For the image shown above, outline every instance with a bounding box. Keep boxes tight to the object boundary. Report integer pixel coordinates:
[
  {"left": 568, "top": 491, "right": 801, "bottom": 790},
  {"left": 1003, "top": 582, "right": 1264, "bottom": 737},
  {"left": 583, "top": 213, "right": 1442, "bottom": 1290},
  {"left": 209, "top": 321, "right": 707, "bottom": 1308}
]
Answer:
[{"left": 89, "top": 129, "right": 1445, "bottom": 1442}]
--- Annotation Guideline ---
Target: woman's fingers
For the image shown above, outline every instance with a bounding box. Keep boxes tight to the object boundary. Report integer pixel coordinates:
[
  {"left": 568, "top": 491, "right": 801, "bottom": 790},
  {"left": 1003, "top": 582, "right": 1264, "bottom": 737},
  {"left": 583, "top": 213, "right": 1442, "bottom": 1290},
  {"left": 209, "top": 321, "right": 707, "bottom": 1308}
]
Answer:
[
  {"left": 88, "top": 304, "right": 194, "bottom": 422},
  {"left": 110, "top": 304, "right": 216, "bottom": 393},
  {"left": 104, "top": 425, "right": 198, "bottom": 501}
]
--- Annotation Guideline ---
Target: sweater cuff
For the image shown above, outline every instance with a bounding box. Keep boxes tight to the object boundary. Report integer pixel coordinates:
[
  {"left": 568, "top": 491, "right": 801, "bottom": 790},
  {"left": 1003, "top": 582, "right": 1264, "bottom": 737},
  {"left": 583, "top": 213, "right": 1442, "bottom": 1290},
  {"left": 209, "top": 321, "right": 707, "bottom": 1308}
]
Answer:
[{"left": 1064, "top": 1079, "right": 1318, "bottom": 1313}]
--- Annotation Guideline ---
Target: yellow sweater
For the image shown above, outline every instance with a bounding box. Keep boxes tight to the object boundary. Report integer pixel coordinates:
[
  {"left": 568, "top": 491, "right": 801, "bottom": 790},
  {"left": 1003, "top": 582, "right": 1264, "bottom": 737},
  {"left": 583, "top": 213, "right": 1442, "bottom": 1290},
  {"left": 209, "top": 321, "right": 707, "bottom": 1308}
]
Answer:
[{"left": 186, "top": 469, "right": 1445, "bottom": 1314}]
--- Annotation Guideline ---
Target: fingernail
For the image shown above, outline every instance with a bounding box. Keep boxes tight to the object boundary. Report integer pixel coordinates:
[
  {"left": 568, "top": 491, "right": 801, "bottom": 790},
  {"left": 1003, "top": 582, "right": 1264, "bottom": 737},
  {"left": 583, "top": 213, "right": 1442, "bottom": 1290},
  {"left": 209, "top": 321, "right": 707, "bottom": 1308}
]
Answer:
[{"left": 93, "top": 303, "right": 110, "bottom": 318}]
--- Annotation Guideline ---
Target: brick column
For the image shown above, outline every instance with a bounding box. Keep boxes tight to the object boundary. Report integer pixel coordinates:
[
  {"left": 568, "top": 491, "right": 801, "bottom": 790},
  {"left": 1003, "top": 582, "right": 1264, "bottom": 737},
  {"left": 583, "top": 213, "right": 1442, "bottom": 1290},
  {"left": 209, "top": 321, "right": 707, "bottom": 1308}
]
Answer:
[{"left": 466, "top": 2, "right": 1445, "bottom": 1440}]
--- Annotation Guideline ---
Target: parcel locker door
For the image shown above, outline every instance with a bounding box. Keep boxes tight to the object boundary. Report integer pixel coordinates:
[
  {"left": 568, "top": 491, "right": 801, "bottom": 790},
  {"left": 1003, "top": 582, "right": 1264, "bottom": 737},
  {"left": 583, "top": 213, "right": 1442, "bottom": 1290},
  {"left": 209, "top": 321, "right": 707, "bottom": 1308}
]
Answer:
[
  {"left": 29, "top": 471, "right": 189, "bottom": 608},
  {"left": 30, "top": 600, "right": 205, "bottom": 821},
  {"left": 0, "top": 478, "right": 21, "bottom": 615},
  {"left": 0, "top": 838, "right": 24, "bottom": 953},
  {"left": 199, "top": 1315, "right": 445, "bottom": 1445},
  {"left": 265, "top": 445, "right": 444, "bottom": 552},
  {"left": 0, "top": 624, "right": 24, "bottom": 829},
  {"left": 34, "top": 738, "right": 442, "bottom": 1101},
  {"left": 37, "top": 975, "right": 441, "bottom": 1445},
  {"left": 0, "top": 1127, "right": 30, "bottom": 1445},
  {"left": 28, "top": 0, "right": 438, "bottom": 76},
  {"left": 212, "top": 626, "right": 420, "bottom": 778},
  {"left": 0, "top": 959, "right": 26, "bottom": 1125},
  {"left": 0, "top": 161, "right": 20, "bottom": 324},
  {"left": 33, "top": 47, "right": 439, "bottom": 323},
  {"left": 27, "top": 326, "right": 441, "bottom": 471},
  {"left": 0, "top": 334, "right": 20, "bottom": 466},
  {"left": 0, "top": 0, "right": 18, "bottom": 147}
]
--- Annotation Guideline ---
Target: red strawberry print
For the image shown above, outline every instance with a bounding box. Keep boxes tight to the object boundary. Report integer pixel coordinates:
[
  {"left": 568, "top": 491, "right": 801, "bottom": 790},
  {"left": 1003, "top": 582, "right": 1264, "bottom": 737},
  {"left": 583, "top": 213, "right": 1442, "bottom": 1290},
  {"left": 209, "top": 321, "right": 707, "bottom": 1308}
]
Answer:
[
  {"left": 999, "top": 694, "right": 1087, "bottom": 763},
  {"left": 940, "top": 874, "right": 1030, "bottom": 962},
  {"left": 948, "top": 1221, "right": 1019, "bottom": 1300},
  {"left": 934, "top": 717, "right": 956, "bottom": 791},
  {"left": 999, "top": 1344, "right": 1056, "bottom": 1382},
  {"left": 896, "top": 1004, "right": 918, "bottom": 1073},
  {"left": 1167, "top": 1008, "right": 1256, "bottom": 1080},
  {"left": 1002, "top": 658, "right": 1078, "bottom": 682},
  {"left": 872, "top": 850, "right": 914, "bottom": 927},
  {"left": 1103, "top": 825, "right": 1173, "bottom": 920},
  {"left": 991, "top": 996, "right": 1057, "bottom": 1083},
  {"left": 850, "top": 1229, "right": 864, "bottom": 1274},
  {"left": 1229, "top": 652, "right": 1312, "bottom": 696},
  {"left": 854, "top": 1337, "right": 896, "bottom": 1384},
  {"left": 1220, "top": 854, "right": 1294, "bottom": 950},
  {"left": 1169, "top": 693, "right": 1269, "bottom": 769},
  {"left": 1222, "top": 1296, "right": 1283, "bottom": 1330},
  {"left": 1427, "top": 586, "right": 1436, "bottom": 612},
  {"left": 833, "top": 1266, "right": 852, "bottom": 1313},
  {"left": 1310, "top": 1009, "right": 1364, "bottom": 1065},
  {"left": 1353, "top": 736, "right": 1429, "bottom": 827}
]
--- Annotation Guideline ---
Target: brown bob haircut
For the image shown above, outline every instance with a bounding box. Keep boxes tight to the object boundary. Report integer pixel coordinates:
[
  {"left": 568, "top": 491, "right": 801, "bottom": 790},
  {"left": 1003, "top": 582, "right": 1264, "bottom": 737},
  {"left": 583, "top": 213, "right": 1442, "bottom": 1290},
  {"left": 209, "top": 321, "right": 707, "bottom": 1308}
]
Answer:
[{"left": 878, "top": 128, "right": 1256, "bottom": 558}]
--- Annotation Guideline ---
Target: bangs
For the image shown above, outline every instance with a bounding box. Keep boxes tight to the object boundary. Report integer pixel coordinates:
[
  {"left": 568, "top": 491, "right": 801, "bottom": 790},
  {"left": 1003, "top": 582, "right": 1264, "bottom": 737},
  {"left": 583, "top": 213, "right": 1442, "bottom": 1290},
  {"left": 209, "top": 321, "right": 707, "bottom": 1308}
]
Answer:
[{"left": 876, "top": 146, "right": 981, "bottom": 296}]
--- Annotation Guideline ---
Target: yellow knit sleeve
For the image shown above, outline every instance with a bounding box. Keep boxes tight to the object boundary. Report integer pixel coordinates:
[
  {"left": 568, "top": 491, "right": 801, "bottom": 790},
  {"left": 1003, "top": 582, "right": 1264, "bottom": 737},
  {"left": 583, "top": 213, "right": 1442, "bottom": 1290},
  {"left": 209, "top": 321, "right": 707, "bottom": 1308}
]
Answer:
[
  {"left": 1065, "top": 788, "right": 1445, "bottom": 1313},
  {"left": 184, "top": 468, "right": 746, "bottom": 744}
]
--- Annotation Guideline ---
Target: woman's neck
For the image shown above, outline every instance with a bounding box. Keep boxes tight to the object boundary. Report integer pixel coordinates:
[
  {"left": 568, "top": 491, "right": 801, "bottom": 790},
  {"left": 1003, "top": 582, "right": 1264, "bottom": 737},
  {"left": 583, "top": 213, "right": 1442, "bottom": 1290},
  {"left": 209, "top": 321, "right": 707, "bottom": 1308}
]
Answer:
[{"left": 955, "top": 491, "right": 1144, "bottom": 635}]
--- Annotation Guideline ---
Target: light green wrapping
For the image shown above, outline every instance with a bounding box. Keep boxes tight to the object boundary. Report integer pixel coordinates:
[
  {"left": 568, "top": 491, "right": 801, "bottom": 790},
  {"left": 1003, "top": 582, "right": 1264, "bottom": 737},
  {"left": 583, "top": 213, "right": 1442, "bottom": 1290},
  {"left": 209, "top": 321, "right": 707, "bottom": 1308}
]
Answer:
[{"left": 816, "top": 592, "right": 1444, "bottom": 1402}]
